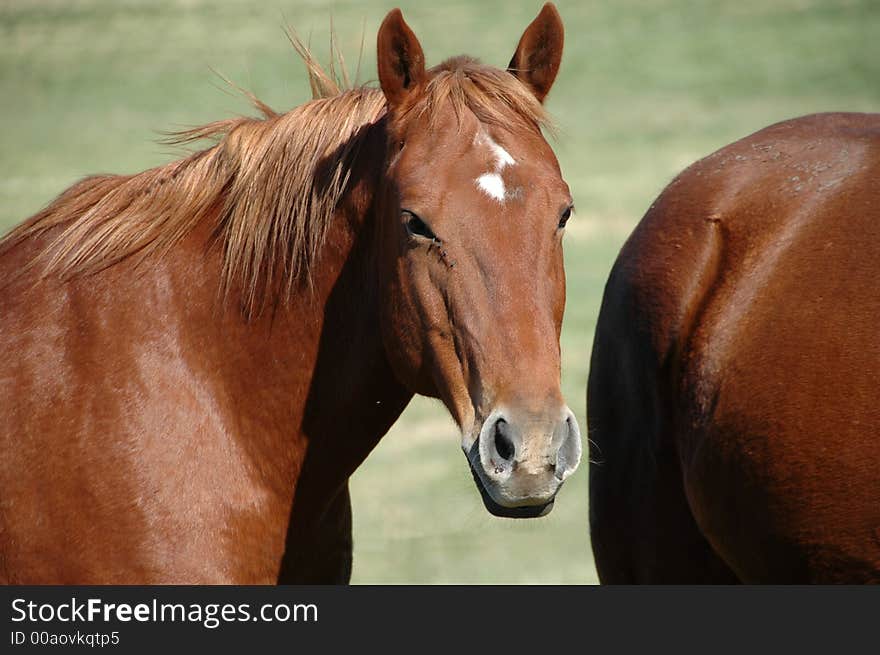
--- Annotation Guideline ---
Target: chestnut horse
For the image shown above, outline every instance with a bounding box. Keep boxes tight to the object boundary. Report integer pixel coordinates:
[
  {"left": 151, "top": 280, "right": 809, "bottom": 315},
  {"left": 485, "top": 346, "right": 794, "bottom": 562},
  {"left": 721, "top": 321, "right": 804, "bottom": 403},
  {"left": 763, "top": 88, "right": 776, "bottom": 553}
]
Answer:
[
  {"left": 588, "top": 112, "right": 880, "bottom": 583},
  {"left": 0, "top": 4, "right": 581, "bottom": 584}
]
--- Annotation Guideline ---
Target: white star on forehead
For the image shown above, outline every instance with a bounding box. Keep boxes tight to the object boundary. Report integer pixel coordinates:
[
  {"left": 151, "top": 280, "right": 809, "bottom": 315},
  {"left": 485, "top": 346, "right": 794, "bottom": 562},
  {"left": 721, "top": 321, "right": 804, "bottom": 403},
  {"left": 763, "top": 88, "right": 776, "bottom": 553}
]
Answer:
[
  {"left": 476, "top": 173, "right": 506, "bottom": 201},
  {"left": 473, "top": 130, "right": 516, "bottom": 202}
]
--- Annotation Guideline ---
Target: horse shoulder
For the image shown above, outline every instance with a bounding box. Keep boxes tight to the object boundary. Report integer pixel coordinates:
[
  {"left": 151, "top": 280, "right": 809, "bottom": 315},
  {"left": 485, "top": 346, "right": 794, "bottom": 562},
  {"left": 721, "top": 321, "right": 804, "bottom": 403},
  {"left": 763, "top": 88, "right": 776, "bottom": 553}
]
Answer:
[{"left": 0, "top": 230, "right": 296, "bottom": 583}]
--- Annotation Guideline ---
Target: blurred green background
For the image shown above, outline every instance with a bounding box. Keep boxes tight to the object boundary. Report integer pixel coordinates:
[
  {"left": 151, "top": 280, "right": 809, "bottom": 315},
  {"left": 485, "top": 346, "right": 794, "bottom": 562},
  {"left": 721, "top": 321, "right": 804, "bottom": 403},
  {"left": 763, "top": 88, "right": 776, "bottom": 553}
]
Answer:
[{"left": 1, "top": 0, "right": 877, "bottom": 583}]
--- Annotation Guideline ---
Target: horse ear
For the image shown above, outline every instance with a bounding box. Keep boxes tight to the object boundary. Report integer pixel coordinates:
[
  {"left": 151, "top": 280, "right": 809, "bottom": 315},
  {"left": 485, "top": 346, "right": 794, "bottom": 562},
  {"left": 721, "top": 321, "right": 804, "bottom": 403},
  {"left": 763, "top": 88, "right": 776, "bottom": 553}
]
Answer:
[
  {"left": 377, "top": 9, "right": 427, "bottom": 109},
  {"left": 507, "top": 2, "right": 564, "bottom": 103}
]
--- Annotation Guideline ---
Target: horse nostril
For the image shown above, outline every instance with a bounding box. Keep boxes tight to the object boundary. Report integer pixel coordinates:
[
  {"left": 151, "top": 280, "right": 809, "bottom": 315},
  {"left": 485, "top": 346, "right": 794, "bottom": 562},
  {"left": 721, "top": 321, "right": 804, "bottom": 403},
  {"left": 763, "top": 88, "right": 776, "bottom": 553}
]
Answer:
[
  {"left": 554, "top": 409, "right": 583, "bottom": 481},
  {"left": 493, "top": 418, "right": 515, "bottom": 461}
]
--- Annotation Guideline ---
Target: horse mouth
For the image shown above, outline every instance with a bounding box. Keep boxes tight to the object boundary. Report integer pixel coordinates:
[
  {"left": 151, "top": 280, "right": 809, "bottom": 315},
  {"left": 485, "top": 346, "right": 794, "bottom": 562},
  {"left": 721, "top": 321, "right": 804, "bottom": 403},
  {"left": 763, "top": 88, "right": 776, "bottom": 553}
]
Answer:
[{"left": 468, "top": 464, "right": 555, "bottom": 519}]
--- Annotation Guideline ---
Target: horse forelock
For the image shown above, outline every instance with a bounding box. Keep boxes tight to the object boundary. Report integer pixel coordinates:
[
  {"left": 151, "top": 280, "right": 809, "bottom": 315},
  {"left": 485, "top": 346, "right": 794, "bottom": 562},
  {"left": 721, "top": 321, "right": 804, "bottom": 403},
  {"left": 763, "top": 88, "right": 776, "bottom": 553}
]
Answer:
[{"left": 393, "top": 56, "right": 554, "bottom": 136}]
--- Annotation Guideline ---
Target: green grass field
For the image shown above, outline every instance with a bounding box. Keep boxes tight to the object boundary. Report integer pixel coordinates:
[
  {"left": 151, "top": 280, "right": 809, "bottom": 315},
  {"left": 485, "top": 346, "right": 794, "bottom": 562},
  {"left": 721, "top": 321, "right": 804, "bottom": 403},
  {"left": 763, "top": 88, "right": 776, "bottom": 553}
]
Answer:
[{"left": 1, "top": 0, "right": 877, "bottom": 583}]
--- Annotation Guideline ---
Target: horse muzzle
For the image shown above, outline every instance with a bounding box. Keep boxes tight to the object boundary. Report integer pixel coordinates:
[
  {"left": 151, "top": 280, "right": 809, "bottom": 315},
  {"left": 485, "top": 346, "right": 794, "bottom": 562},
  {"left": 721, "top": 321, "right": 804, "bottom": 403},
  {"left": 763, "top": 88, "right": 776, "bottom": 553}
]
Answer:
[{"left": 463, "top": 405, "right": 582, "bottom": 518}]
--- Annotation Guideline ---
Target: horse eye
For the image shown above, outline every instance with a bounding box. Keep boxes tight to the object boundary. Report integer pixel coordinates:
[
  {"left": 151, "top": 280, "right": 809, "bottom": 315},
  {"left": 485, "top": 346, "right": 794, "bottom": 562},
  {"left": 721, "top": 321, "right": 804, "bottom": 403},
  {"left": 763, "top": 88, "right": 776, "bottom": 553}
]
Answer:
[
  {"left": 404, "top": 211, "right": 437, "bottom": 240},
  {"left": 558, "top": 205, "right": 574, "bottom": 230}
]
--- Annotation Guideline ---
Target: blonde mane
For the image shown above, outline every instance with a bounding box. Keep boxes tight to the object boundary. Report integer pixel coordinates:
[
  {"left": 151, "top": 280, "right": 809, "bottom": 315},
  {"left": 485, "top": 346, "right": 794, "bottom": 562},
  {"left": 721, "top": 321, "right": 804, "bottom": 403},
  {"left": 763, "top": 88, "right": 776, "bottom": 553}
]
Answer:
[{"left": 0, "top": 46, "right": 551, "bottom": 316}]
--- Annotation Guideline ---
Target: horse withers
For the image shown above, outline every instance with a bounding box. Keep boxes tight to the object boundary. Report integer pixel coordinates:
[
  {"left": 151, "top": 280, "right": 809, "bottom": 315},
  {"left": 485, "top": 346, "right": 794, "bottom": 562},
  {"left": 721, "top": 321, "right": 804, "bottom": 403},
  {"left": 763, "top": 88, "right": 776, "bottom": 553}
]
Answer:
[
  {"left": 0, "top": 4, "right": 580, "bottom": 583},
  {"left": 588, "top": 112, "right": 880, "bottom": 583}
]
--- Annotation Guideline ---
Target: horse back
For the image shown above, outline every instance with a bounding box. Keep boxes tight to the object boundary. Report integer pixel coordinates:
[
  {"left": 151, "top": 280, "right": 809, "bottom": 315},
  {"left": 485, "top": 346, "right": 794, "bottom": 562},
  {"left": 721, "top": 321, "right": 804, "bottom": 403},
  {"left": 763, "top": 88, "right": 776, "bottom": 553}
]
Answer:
[{"left": 589, "top": 112, "right": 880, "bottom": 582}]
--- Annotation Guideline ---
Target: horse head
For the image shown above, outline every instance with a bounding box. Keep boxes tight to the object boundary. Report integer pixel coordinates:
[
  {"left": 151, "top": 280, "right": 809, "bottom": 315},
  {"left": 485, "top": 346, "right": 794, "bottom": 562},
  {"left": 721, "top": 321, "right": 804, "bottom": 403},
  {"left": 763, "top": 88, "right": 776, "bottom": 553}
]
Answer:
[{"left": 375, "top": 4, "right": 581, "bottom": 518}]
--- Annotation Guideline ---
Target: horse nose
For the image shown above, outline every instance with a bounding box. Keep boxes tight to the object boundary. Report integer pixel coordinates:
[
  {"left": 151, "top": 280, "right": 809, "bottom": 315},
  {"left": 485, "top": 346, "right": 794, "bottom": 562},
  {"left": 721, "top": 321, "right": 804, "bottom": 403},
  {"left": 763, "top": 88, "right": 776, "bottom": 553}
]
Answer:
[
  {"left": 553, "top": 407, "right": 582, "bottom": 481},
  {"left": 476, "top": 406, "right": 582, "bottom": 499}
]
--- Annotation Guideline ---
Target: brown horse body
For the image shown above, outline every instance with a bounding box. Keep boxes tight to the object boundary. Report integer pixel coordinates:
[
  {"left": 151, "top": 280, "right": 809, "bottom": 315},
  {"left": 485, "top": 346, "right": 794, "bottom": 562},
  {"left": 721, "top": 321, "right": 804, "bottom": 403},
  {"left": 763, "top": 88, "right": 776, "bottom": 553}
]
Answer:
[
  {"left": 588, "top": 112, "right": 880, "bottom": 583},
  {"left": 0, "top": 5, "right": 581, "bottom": 584},
  {"left": 0, "top": 100, "right": 406, "bottom": 584}
]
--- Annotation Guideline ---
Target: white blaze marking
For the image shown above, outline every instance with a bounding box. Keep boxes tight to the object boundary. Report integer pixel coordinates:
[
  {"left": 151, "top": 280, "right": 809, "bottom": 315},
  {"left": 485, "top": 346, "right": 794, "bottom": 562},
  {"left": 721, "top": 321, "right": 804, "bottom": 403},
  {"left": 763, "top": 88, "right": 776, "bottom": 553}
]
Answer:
[
  {"left": 477, "top": 173, "right": 506, "bottom": 201},
  {"left": 474, "top": 131, "right": 516, "bottom": 202}
]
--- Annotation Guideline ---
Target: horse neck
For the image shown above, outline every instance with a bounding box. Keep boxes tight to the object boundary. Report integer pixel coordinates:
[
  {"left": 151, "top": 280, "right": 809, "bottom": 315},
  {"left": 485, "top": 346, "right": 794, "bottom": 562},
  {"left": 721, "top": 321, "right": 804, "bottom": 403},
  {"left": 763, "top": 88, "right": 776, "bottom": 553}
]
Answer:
[{"left": 215, "top": 116, "right": 412, "bottom": 498}]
